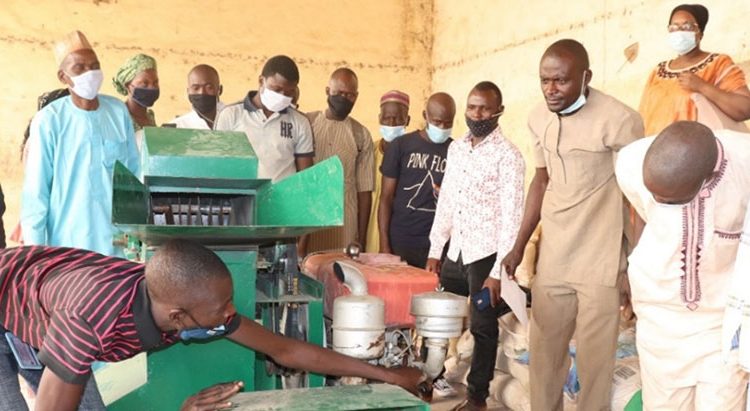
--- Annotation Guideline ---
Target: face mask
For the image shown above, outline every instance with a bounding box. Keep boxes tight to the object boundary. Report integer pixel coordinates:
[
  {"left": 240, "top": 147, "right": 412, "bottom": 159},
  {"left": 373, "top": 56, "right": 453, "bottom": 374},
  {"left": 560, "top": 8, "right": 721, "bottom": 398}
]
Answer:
[
  {"left": 260, "top": 85, "right": 292, "bottom": 112},
  {"left": 667, "top": 31, "right": 697, "bottom": 55},
  {"left": 189, "top": 94, "right": 218, "bottom": 115},
  {"left": 466, "top": 112, "right": 501, "bottom": 138},
  {"left": 559, "top": 72, "right": 588, "bottom": 115},
  {"left": 179, "top": 324, "right": 228, "bottom": 341},
  {"left": 426, "top": 123, "right": 451, "bottom": 144},
  {"left": 380, "top": 125, "right": 406, "bottom": 142},
  {"left": 66, "top": 69, "right": 103, "bottom": 100},
  {"left": 131, "top": 87, "right": 160, "bottom": 108},
  {"left": 327, "top": 94, "right": 355, "bottom": 118},
  {"left": 178, "top": 312, "right": 233, "bottom": 341}
]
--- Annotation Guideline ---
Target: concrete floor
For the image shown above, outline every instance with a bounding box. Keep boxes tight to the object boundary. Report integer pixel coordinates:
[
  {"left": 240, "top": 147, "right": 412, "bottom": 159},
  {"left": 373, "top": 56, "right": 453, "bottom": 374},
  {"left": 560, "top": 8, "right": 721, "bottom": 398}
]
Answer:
[{"left": 430, "top": 383, "right": 508, "bottom": 411}]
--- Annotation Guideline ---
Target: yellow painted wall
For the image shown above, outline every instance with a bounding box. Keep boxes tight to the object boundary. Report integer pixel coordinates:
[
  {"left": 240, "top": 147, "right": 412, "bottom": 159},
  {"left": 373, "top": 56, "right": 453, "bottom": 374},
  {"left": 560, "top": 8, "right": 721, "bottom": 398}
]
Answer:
[
  {"left": 3, "top": 0, "right": 748, "bottom": 249},
  {"left": 431, "top": 0, "right": 750, "bottom": 179},
  {"left": 0, "top": 0, "right": 434, "bottom": 245}
]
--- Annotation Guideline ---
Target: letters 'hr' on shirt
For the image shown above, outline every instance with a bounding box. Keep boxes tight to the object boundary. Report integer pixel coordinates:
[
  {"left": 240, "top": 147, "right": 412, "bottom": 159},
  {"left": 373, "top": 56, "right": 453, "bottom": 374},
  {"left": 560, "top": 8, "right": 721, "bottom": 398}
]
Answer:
[
  {"left": 428, "top": 125, "right": 525, "bottom": 280},
  {"left": 380, "top": 131, "right": 451, "bottom": 249},
  {"left": 215, "top": 91, "right": 314, "bottom": 183}
]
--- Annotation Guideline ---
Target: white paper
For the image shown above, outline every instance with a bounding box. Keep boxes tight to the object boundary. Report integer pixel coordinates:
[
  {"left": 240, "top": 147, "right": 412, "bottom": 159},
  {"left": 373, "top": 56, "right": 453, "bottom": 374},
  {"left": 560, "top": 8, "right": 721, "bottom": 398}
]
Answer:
[{"left": 501, "top": 268, "right": 528, "bottom": 326}]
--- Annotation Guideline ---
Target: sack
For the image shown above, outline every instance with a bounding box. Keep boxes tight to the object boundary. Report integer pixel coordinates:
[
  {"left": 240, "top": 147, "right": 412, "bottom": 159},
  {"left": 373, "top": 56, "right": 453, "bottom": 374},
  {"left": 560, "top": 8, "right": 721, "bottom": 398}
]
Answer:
[
  {"left": 611, "top": 356, "right": 641, "bottom": 411},
  {"left": 489, "top": 371, "right": 531, "bottom": 411}
]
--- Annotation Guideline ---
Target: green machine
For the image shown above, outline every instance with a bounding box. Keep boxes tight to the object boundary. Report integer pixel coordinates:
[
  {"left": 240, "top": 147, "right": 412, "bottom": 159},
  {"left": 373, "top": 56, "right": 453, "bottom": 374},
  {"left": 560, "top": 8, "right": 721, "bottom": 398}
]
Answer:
[{"left": 107, "top": 127, "right": 343, "bottom": 410}]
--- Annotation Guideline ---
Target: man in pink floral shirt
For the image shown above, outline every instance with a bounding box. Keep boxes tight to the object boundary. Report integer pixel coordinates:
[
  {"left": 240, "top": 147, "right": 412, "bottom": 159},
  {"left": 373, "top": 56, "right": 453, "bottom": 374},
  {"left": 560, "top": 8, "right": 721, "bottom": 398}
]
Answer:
[{"left": 426, "top": 81, "right": 526, "bottom": 411}]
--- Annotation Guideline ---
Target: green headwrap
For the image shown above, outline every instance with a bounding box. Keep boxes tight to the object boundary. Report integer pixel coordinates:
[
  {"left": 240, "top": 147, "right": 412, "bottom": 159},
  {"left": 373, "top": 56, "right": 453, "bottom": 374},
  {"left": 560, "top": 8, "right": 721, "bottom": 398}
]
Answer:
[{"left": 112, "top": 54, "right": 157, "bottom": 96}]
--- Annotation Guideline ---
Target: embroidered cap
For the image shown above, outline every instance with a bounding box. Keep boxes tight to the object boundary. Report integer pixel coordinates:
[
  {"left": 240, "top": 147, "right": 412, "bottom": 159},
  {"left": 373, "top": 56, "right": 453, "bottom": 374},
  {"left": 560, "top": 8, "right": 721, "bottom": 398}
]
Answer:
[{"left": 380, "top": 90, "right": 410, "bottom": 108}]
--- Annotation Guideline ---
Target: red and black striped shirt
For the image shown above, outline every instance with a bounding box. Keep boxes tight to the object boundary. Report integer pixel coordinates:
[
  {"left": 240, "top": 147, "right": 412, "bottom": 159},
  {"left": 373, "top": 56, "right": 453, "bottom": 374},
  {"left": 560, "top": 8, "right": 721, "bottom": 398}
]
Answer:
[{"left": 0, "top": 246, "right": 179, "bottom": 384}]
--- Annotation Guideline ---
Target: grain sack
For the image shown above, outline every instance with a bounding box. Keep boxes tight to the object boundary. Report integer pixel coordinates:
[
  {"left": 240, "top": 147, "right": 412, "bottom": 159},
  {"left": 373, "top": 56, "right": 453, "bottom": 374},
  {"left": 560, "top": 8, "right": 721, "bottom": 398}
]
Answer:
[
  {"left": 611, "top": 356, "right": 641, "bottom": 411},
  {"left": 489, "top": 370, "right": 531, "bottom": 411}
]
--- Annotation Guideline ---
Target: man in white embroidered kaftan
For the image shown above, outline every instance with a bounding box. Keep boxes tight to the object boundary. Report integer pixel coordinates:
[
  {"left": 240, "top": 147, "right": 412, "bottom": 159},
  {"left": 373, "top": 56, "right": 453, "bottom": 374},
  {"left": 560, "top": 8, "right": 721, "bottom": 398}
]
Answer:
[{"left": 616, "top": 121, "right": 750, "bottom": 410}]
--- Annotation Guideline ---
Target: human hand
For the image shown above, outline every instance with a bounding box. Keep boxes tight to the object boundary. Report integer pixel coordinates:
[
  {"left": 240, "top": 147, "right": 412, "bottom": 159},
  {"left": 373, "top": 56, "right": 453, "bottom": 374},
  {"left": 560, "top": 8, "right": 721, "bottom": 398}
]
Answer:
[
  {"left": 180, "top": 381, "right": 243, "bottom": 411},
  {"left": 501, "top": 248, "right": 524, "bottom": 281},
  {"left": 482, "top": 277, "right": 503, "bottom": 307},
  {"left": 619, "top": 273, "right": 635, "bottom": 321},
  {"left": 387, "top": 366, "right": 427, "bottom": 398},
  {"left": 432, "top": 184, "right": 441, "bottom": 199},
  {"left": 677, "top": 72, "right": 708, "bottom": 93},
  {"left": 425, "top": 258, "right": 441, "bottom": 276}
]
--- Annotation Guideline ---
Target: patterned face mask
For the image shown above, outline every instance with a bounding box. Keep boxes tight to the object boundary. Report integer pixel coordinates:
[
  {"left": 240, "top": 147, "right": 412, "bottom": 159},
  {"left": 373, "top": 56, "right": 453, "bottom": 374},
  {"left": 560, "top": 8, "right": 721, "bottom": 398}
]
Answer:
[{"left": 465, "top": 112, "right": 501, "bottom": 138}]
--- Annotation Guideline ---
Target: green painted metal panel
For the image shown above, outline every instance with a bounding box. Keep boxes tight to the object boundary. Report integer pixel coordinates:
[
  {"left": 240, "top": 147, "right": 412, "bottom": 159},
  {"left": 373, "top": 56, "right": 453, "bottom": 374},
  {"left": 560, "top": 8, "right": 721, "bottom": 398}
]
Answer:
[
  {"left": 111, "top": 161, "right": 149, "bottom": 224},
  {"left": 256, "top": 156, "right": 344, "bottom": 227},
  {"left": 228, "top": 384, "right": 429, "bottom": 410},
  {"left": 109, "top": 250, "right": 258, "bottom": 411},
  {"left": 114, "top": 224, "right": 337, "bottom": 246},
  {"left": 141, "top": 127, "right": 259, "bottom": 180},
  {"left": 306, "top": 299, "right": 325, "bottom": 388}
]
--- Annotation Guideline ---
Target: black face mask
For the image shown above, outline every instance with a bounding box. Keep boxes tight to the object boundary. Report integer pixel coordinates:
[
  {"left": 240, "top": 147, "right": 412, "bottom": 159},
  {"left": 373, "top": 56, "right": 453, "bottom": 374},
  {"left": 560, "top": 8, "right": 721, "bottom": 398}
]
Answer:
[
  {"left": 327, "top": 94, "right": 355, "bottom": 118},
  {"left": 131, "top": 87, "right": 160, "bottom": 108},
  {"left": 465, "top": 114, "right": 500, "bottom": 138},
  {"left": 189, "top": 94, "right": 218, "bottom": 115}
]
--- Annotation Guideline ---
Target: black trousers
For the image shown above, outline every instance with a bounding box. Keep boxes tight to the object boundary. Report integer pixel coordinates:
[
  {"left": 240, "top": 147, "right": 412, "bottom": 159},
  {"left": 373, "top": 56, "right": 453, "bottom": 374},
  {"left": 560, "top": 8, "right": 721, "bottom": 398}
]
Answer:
[
  {"left": 392, "top": 244, "right": 430, "bottom": 269},
  {"left": 440, "top": 253, "right": 530, "bottom": 402}
]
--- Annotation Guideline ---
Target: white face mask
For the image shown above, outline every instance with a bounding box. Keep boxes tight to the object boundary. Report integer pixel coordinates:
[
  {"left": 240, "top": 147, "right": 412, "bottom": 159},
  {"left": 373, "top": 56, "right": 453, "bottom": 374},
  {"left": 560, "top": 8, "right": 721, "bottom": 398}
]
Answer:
[
  {"left": 379, "top": 125, "right": 406, "bottom": 142},
  {"left": 259, "top": 84, "right": 292, "bottom": 112},
  {"left": 426, "top": 123, "right": 452, "bottom": 144},
  {"left": 559, "top": 71, "right": 587, "bottom": 115},
  {"left": 66, "top": 69, "right": 103, "bottom": 100},
  {"left": 667, "top": 31, "right": 697, "bottom": 55}
]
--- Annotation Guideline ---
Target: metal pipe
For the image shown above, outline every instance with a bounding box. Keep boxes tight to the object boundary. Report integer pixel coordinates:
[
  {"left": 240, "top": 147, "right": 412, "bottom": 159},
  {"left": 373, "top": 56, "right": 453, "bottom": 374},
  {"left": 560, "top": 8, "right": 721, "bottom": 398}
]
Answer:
[
  {"left": 423, "top": 337, "right": 449, "bottom": 380},
  {"left": 333, "top": 261, "right": 368, "bottom": 296}
]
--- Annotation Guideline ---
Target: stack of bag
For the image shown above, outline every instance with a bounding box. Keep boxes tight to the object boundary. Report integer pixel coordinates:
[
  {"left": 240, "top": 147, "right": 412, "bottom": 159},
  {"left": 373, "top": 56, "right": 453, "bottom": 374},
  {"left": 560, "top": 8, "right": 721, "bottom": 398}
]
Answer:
[{"left": 442, "top": 311, "right": 643, "bottom": 411}]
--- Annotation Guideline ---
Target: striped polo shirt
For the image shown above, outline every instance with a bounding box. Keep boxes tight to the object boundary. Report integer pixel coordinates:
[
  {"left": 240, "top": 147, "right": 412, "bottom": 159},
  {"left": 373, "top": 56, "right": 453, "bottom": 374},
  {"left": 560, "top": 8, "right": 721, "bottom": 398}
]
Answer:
[{"left": 0, "top": 246, "right": 179, "bottom": 384}]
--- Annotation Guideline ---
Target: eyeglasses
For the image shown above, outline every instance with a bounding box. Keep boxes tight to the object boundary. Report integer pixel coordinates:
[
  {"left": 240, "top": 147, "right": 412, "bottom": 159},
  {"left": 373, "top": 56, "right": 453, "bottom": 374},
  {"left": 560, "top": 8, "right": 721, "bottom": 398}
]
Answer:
[{"left": 668, "top": 22, "right": 699, "bottom": 32}]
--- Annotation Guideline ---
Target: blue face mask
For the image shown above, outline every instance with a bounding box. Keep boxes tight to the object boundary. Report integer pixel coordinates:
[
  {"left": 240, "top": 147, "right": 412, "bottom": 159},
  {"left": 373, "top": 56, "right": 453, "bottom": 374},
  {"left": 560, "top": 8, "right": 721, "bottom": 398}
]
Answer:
[
  {"left": 179, "top": 324, "right": 228, "bottom": 341},
  {"left": 558, "top": 71, "right": 588, "bottom": 115},
  {"left": 380, "top": 125, "right": 406, "bottom": 142},
  {"left": 426, "top": 123, "right": 451, "bottom": 144},
  {"left": 178, "top": 311, "right": 231, "bottom": 341}
]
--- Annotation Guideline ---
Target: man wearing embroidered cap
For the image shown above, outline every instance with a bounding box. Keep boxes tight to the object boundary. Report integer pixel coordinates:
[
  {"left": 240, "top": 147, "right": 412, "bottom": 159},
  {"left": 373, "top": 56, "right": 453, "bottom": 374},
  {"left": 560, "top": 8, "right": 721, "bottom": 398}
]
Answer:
[
  {"left": 378, "top": 90, "right": 411, "bottom": 151},
  {"left": 379, "top": 92, "right": 454, "bottom": 268},
  {"left": 21, "top": 30, "right": 139, "bottom": 258},
  {"left": 366, "top": 90, "right": 411, "bottom": 253},
  {"left": 18, "top": 29, "right": 139, "bottom": 409}
]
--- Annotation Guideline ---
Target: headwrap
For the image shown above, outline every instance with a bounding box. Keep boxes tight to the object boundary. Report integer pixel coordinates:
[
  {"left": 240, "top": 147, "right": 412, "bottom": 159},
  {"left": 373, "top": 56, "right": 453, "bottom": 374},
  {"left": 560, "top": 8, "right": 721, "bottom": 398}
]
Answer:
[
  {"left": 112, "top": 54, "right": 157, "bottom": 95},
  {"left": 53, "top": 30, "right": 93, "bottom": 67},
  {"left": 380, "top": 90, "right": 410, "bottom": 108},
  {"left": 670, "top": 4, "right": 709, "bottom": 32}
]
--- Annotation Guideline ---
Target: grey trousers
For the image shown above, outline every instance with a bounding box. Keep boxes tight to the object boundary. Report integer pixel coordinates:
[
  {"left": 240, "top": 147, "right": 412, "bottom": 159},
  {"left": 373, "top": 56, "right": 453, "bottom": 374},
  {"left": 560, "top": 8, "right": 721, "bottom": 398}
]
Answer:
[{"left": 0, "top": 327, "right": 106, "bottom": 411}]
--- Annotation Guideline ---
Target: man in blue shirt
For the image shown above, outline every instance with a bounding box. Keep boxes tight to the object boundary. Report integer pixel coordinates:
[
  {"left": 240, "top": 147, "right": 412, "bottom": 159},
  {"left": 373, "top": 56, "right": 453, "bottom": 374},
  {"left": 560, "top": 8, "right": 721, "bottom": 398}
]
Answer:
[{"left": 21, "top": 30, "right": 139, "bottom": 256}]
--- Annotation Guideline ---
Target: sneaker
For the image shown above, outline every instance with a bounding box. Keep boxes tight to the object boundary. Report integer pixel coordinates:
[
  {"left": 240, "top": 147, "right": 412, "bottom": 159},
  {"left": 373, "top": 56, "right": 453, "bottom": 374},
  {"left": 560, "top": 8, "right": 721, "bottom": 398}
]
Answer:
[{"left": 432, "top": 376, "right": 458, "bottom": 398}]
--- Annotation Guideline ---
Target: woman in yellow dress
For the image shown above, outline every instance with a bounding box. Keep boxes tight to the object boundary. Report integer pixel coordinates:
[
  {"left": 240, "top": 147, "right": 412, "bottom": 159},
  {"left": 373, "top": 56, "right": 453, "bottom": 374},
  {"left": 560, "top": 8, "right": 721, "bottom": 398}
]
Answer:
[{"left": 639, "top": 4, "right": 750, "bottom": 135}]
